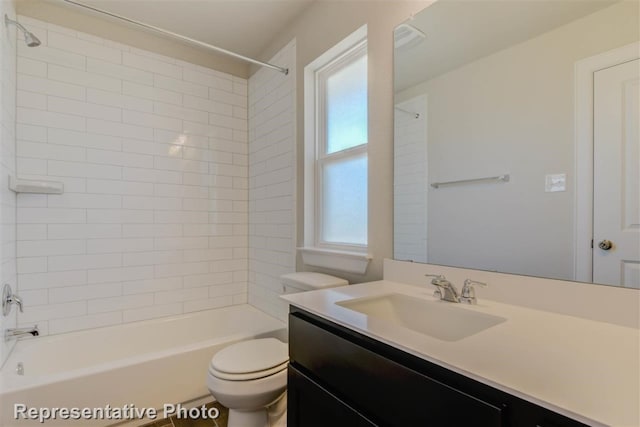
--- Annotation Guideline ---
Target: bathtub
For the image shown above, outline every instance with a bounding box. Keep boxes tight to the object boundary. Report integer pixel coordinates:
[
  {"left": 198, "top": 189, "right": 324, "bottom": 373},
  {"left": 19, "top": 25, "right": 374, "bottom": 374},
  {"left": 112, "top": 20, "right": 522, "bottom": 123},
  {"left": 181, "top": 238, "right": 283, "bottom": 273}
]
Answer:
[{"left": 0, "top": 305, "right": 286, "bottom": 427}]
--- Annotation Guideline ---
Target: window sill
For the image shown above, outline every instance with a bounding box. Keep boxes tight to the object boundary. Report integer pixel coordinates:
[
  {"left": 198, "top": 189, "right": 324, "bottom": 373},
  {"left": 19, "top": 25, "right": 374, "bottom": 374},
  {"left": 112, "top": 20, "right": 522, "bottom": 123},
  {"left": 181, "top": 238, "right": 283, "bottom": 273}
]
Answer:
[{"left": 298, "top": 247, "right": 372, "bottom": 275}]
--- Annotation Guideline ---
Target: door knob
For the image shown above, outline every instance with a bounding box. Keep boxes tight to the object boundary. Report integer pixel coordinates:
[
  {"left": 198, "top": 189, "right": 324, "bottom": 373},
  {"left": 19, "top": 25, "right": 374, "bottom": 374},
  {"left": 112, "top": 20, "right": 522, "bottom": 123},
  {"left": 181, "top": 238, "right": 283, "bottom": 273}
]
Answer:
[{"left": 598, "top": 240, "right": 613, "bottom": 250}]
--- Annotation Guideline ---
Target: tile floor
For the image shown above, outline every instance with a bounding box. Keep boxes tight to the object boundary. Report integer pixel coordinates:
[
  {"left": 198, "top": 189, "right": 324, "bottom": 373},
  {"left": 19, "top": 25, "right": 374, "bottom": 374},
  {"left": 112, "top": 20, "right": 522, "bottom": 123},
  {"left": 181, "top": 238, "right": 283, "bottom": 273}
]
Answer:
[{"left": 139, "top": 401, "right": 228, "bottom": 427}]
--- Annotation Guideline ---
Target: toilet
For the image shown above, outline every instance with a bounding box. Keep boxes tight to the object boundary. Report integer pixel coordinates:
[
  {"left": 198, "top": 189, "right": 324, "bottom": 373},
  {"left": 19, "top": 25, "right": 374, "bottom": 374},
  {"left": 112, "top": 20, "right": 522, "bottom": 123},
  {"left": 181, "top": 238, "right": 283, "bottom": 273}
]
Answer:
[{"left": 206, "top": 272, "right": 348, "bottom": 427}]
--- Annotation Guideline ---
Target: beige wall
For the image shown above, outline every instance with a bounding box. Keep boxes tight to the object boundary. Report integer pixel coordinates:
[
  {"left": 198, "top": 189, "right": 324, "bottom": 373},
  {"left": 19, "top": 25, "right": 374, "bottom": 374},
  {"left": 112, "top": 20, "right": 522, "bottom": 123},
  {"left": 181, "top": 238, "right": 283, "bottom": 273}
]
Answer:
[
  {"left": 16, "top": 0, "right": 249, "bottom": 78},
  {"left": 255, "top": 1, "right": 431, "bottom": 283}
]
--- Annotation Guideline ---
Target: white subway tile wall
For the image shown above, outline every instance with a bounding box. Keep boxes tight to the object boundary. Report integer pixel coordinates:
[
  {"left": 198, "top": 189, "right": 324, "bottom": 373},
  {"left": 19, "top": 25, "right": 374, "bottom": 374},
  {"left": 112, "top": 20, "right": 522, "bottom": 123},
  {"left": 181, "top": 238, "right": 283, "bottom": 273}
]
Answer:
[
  {"left": 15, "top": 16, "right": 249, "bottom": 335},
  {"left": 393, "top": 96, "right": 427, "bottom": 263},
  {"left": 248, "top": 40, "right": 296, "bottom": 322},
  {"left": 0, "top": 1, "right": 18, "bottom": 366}
]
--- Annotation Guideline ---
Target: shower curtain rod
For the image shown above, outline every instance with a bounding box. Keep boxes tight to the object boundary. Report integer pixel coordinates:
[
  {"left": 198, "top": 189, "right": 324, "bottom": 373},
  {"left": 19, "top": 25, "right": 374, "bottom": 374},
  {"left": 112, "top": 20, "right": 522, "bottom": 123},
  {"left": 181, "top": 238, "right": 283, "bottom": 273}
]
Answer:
[{"left": 61, "top": 0, "right": 289, "bottom": 75}]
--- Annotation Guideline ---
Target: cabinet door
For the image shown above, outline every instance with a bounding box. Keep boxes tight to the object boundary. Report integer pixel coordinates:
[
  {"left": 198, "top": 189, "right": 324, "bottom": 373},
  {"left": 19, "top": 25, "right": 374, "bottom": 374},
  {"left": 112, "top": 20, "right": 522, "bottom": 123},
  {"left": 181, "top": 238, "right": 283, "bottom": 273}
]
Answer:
[
  {"left": 288, "top": 365, "right": 378, "bottom": 427},
  {"left": 290, "top": 313, "right": 504, "bottom": 427}
]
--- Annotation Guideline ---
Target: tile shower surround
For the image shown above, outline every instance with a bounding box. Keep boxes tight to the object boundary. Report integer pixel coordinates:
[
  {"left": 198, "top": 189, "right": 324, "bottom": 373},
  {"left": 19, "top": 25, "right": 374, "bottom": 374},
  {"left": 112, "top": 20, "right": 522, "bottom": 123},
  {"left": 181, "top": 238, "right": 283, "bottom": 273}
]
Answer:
[
  {"left": 0, "top": 0, "right": 18, "bottom": 367},
  {"left": 248, "top": 41, "right": 296, "bottom": 322},
  {"left": 14, "top": 16, "right": 251, "bottom": 336}
]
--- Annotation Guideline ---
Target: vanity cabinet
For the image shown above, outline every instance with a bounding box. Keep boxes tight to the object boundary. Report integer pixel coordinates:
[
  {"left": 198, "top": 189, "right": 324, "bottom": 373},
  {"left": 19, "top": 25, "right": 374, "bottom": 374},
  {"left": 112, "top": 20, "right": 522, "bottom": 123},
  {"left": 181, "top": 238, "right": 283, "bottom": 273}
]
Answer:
[
  {"left": 287, "top": 307, "right": 589, "bottom": 427},
  {"left": 288, "top": 365, "right": 377, "bottom": 426}
]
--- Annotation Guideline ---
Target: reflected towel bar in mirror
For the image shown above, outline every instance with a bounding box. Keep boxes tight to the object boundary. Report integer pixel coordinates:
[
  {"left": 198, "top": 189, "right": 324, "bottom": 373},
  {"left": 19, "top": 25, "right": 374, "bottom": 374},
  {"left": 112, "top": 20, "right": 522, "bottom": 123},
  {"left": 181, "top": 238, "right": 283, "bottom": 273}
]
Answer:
[{"left": 430, "top": 174, "right": 510, "bottom": 189}]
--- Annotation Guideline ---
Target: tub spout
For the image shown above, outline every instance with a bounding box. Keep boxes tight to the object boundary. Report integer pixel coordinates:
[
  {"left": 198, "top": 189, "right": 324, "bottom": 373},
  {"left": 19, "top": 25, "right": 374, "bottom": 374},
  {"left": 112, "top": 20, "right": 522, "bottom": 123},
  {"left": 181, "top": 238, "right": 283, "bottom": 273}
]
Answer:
[{"left": 5, "top": 325, "right": 39, "bottom": 341}]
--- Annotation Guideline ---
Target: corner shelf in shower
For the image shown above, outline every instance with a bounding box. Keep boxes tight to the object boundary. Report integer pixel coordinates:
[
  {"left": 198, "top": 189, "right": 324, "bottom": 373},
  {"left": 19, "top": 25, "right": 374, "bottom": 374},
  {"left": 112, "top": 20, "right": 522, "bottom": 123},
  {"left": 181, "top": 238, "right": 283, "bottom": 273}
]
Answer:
[{"left": 8, "top": 175, "right": 64, "bottom": 194}]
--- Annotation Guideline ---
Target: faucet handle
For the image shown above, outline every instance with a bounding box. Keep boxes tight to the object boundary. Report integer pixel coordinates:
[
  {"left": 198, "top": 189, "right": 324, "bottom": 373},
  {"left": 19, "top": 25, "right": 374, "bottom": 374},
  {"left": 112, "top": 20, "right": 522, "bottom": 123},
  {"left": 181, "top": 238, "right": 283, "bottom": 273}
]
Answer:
[
  {"left": 425, "top": 274, "right": 461, "bottom": 302},
  {"left": 425, "top": 274, "right": 450, "bottom": 286},
  {"left": 424, "top": 274, "right": 445, "bottom": 298},
  {"left": 460, "top": 279, "right": 487, "bottom": 304},
  {"left": 463, "top": 279, "right": 487, "bottom": 288},
  {"left": 12, "top": 295, "right": 24, "bottom": 313}
]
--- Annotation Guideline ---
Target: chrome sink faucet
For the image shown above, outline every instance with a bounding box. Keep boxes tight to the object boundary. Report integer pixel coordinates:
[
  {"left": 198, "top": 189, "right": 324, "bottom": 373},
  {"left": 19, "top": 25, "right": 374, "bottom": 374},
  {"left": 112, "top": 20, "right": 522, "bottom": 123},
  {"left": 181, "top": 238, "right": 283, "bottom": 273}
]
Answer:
[
  {"left": 425, "top": 275, "right": 488, "bottom": 304},
  {"left": 425, "top": 274, "right": 460, "bottom": 303}
]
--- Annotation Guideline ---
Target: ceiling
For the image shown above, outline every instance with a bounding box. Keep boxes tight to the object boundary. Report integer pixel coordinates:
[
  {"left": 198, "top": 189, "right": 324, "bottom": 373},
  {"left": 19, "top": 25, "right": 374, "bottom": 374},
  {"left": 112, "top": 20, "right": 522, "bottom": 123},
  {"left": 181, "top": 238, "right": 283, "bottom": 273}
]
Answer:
[{"left": 55, "top": 0, "right": 315, "bottom": 58}]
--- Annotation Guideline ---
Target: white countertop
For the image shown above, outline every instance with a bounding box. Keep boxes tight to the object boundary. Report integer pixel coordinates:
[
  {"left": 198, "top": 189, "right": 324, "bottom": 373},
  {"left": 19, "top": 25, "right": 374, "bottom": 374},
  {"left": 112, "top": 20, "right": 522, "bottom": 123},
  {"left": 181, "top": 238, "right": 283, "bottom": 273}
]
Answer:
[{"left": 281, "top": 280, "right": 640, "bottom": 427}]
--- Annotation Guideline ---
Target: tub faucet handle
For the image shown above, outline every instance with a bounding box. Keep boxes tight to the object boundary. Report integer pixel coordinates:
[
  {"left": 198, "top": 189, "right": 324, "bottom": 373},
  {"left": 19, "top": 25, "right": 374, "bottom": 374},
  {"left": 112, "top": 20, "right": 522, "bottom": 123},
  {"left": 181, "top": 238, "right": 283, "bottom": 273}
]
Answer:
[
  {"left": 11, "top": 295, "right": 23, "bottom": 313},
  {"left": 2, "top": 283, "right": 23, "bottom": 316}
]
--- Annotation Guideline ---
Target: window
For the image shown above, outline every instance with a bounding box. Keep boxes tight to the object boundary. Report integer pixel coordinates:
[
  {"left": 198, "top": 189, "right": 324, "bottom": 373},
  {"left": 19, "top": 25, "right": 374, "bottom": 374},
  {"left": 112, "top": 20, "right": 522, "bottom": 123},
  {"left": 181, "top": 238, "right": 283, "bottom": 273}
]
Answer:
[
  {"left": 302, "top": 26, "right": 371, "bottom": 274},
  {"left": 316, "top": 40, "right": 368, "bottom": 249}
]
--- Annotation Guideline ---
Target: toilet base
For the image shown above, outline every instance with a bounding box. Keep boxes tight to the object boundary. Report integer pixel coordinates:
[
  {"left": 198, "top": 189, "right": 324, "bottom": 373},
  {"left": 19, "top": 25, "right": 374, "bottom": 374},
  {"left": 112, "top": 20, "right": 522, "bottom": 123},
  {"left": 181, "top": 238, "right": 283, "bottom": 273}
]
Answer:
[
  {"left": 268, "top": 391, "right": 287, "bottom": 427},
  {"left": 228, "top": 408, "right": 268, "bottom": 427},
  {"left": 226, "top": 392, "right": 287, "bottom": 427}
]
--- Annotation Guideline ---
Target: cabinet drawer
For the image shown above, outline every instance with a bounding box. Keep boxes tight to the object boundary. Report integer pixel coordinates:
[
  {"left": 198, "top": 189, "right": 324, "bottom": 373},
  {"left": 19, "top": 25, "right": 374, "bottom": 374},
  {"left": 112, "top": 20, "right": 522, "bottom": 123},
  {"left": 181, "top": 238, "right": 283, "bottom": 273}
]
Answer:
[
  {"left": 290, "top": 313, "right": 504, "bottom": 427},
  {"left": 288, "top": 365, "right": 378, "bottom": 427}
]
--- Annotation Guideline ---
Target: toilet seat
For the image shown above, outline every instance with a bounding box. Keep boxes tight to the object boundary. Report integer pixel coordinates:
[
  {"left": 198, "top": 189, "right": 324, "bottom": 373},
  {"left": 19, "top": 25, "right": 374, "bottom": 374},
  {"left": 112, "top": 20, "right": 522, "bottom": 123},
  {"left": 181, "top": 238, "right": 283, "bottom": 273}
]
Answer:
[
  {"left": 209, "top": 338, "right": 289, "bottom": 381},
  {"left": 209, "top": 360, "right": 288, "bottom": 381}
]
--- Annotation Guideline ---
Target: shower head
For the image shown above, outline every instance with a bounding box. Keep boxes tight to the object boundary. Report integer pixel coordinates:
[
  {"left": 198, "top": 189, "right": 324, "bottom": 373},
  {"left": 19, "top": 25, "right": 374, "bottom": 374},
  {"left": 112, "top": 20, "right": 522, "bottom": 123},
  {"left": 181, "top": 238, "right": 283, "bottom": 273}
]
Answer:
[
  {"left": 4, "top": 14, "right": 41, "bottom": 47},
  {"left": 23, "top": 31, "right": 41, "bottom": 47}
]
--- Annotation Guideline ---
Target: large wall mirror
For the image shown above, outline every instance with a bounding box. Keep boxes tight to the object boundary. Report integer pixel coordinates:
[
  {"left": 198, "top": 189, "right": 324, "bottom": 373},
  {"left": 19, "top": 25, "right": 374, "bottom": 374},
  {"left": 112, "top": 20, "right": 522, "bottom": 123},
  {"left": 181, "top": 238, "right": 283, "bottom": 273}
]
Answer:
[{"left": 393, "top": 0, "right": 639, "bottom": 288}]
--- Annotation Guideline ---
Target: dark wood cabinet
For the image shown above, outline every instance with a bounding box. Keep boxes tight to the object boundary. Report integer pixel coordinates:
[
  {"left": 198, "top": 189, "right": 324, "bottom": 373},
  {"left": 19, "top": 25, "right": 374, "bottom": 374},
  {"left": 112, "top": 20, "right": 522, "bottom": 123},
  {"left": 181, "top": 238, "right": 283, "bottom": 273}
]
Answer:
[
  {"left": 288, "top": 365, "right": 377, "bottom": 427},
  {"left": 287, "top": 307, "right": 589, "bottom": 427}
]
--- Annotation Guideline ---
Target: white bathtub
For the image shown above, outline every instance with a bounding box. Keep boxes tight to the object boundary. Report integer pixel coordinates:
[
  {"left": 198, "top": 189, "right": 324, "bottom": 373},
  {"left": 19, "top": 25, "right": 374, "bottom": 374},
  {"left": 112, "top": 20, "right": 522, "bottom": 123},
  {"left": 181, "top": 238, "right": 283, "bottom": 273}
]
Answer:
[{"left": 0, "top": 305, "right": 286, "bottom": 427}]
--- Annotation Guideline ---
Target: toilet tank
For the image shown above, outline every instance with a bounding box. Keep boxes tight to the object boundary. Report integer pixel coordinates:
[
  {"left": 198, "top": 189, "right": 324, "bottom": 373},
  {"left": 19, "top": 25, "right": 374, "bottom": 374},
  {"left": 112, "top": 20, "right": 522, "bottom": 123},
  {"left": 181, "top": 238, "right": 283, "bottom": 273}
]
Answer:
[{"left": 280, "top": 272, "right": 348, "bottom": 294}]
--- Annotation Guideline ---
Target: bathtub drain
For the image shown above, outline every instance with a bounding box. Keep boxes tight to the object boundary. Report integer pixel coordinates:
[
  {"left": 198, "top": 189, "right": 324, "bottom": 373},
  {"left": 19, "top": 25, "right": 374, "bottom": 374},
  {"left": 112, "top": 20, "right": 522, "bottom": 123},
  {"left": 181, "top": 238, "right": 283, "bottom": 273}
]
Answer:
[{"left": 16, "top": 362, "right": 24, "bottom": 375}]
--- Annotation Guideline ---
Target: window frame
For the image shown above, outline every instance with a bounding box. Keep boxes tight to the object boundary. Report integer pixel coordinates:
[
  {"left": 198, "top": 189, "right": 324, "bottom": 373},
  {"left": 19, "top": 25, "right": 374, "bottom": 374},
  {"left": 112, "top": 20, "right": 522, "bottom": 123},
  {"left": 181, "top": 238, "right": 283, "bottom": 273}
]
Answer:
[
  {"left": 314, "top": 39, "right": 368, "bottom": 252},
  {"left": 298, "top": 24, "right": 371, "bottom": 260}
]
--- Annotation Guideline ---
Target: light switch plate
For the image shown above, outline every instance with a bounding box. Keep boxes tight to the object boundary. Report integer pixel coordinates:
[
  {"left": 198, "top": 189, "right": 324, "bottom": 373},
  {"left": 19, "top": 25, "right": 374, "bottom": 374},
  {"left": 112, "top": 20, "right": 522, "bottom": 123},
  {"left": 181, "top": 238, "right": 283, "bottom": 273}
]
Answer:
[{"left": 545, "top": 174, "right": 566, "bottom": 192}]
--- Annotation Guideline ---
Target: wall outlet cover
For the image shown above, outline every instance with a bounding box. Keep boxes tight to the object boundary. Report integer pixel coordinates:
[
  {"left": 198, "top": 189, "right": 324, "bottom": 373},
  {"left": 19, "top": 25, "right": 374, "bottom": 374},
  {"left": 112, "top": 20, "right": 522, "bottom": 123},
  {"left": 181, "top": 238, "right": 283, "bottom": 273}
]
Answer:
[{"left": 545, "top": 174, "right": 566, "bottom": 192}]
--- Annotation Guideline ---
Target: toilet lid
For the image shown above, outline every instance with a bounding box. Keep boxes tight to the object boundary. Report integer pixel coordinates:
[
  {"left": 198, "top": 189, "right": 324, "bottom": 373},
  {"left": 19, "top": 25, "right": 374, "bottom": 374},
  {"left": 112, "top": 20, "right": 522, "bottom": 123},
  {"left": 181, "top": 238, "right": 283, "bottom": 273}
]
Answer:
[
  {"left": 209, "top": 360, "right": 288, "bottom": 381},
  {"left": 211, "top": 338, "right": 288, "bottom": 375}
]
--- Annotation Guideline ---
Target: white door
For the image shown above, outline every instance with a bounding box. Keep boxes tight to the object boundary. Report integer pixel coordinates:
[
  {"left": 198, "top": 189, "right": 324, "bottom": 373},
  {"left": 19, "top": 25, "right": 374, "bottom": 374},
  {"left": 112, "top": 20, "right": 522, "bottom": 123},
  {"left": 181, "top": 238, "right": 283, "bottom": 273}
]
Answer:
[{"left": 593, "top": 58, "right": 640, "bottom": 288}]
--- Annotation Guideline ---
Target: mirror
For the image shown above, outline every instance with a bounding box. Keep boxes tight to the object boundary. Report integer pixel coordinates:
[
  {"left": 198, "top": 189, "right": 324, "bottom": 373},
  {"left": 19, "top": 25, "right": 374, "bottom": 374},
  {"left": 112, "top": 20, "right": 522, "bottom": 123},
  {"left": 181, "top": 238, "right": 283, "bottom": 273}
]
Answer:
[{"left": 393, "top": 0, "right": 639, "bottom": 288}]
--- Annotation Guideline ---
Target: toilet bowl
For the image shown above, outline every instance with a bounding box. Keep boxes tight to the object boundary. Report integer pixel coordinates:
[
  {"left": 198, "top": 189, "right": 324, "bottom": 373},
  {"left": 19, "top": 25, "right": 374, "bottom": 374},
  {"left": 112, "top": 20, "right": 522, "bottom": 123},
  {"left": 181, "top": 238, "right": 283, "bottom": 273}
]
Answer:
[
  {"left": 207, "top": 272, "right": 348, "bottom": 427},
  {"left": 207, "top": 338, "right": 288, "bottom": 427}
]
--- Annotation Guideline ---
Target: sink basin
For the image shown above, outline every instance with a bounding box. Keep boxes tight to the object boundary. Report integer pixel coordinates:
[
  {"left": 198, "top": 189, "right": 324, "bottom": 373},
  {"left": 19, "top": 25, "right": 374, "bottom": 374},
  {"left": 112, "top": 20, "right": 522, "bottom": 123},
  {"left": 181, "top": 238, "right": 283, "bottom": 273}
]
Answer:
[{"left": 336, "top": 293, "right": 506, "bottom": 341}]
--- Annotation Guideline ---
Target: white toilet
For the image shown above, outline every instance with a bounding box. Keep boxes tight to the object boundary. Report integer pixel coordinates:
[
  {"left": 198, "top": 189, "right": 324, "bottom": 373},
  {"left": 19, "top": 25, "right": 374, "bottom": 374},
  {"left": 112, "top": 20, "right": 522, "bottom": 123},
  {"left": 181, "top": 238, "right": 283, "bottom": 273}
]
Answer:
[{"left": 206, "top": 272, "right": 348, "bottom": 427}]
